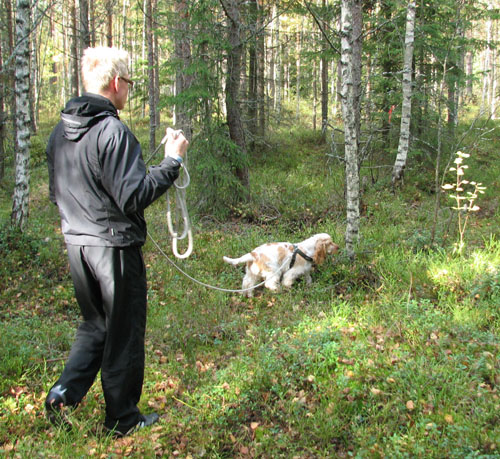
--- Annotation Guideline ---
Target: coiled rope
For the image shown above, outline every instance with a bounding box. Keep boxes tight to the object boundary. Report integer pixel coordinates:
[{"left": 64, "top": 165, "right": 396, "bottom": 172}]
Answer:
[{"left": 146, "top": 130, "right": 192, "bottom": 259}]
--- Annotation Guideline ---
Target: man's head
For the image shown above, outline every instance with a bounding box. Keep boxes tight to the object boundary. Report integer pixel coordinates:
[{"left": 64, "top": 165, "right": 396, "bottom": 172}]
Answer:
[{"left": 81, "top": 47, "right": 132, "bottom": 110}]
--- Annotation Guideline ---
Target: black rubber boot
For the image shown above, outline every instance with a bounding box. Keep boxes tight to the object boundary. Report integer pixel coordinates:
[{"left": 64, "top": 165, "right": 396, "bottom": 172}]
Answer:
[
  {"left": 45, "top": 385, "right": 73, "bottom": 431},
  {"left": 108, "top": 412, "right": 160, "bottom": 438}
]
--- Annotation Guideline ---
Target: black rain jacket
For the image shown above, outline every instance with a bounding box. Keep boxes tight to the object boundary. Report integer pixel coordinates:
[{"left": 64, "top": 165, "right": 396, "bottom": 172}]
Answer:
[{"left": 47, "top": 93, "right": 180, "bottom": 247}]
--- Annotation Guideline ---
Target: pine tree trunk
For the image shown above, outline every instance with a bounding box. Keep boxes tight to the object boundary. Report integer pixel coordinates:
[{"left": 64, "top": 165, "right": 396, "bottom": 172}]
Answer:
[
  {"left": 80, "top": 0, "right": 90, "bottom": 49},
  {"left": 321, "top": 0, "right": 328, "bottom": 138},
  {"left": 247, "top": 0, "right": 257, "bottom": 148},
  {"left": 154, "top": 15, "right": 160, "bottom": 126},
  {"left": 295, "top": 24, "right": 302, "bottom": 121},
  {"left": 313, "top": 59, "right": 317, "bottom": 130},
  {"left": 222, "top": 0, "right": 249, "bottom": 190},
  {"left": 70, "top": 0, "right": 79, "bottom": 97},
  {"left": 174, "top": 0, "right": 193, "bottom": 141},
  {"left": 90, "top": 0, "right": 96, "bottom": 46},
  {"left": 392, "top": 0, "right": 416, "bottom": 188},
  {"left": 257, "top": 10, "right": 265, "bottom": 138},
  {"left": 0, "top": 37, "right": 5, "bottom": 181},
  {"left": 106, "top": 0, "right": 113, "bottom": 47},
  {"left": 275, "top": 15, "right": 282, "bottom": 117},
  {"left": 146, "top": 0, "right": 156, "bottom": 152},
  {"left": 340, "top": 0, "right": 362, "bottom": 259},
  {"left": 268, "top": 5, "right": 277, "bottom": 112},
  {"left": 141, "top": 0, "right": 147, "bottom": 117},
  {"left": 11, "top": 0, "right": 32, "bottom": 230},
  {"left": 121, "top": 0, "right": 128, "bottom": 48},
  {"left": 29, "top": 10, "right": 38, "bottom": 133}
]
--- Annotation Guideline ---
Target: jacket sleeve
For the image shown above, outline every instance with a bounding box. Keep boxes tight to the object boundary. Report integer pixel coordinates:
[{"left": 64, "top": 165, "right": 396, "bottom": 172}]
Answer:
[{"left": 99, "top": 122, "right": 181, "bottom": 214}]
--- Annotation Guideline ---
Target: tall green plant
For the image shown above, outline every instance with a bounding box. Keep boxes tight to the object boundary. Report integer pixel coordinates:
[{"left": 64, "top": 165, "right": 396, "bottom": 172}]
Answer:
[{"left": 442, "top": 151, "right": 486, "bottom": 254}]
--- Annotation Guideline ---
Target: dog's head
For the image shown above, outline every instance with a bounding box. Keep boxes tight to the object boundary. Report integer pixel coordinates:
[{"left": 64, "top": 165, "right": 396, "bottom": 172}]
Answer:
[{"left": 313, "top": 233, "right": 339, "bottom": 265}]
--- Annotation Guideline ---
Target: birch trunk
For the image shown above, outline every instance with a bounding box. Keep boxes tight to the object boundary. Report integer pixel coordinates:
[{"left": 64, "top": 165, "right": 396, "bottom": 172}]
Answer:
[
  {"left": 6, "top": 0, "right": 17, "bottom": 142},
  {"left": 481, "top": 3, "right": 492, "bottom": 115},
  {"left": 11, "top": 0, "right": 32, "bottom": 230},
  {"left": 340, "top": 0, "right": 362, "bottom": 259},
  {"left": 392, "top": 0, "right": 416, "bottom": 188}
]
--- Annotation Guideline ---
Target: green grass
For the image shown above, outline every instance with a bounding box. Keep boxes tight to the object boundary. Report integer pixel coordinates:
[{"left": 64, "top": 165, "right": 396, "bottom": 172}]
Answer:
[{"left": 0, "top": 115, "right": 499, "bottom": 457}]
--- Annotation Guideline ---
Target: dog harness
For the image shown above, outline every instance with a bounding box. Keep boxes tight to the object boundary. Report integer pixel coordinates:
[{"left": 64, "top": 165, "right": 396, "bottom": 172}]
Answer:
[{"left": 289, "top": 244, "right": 314, "bottom": 269}]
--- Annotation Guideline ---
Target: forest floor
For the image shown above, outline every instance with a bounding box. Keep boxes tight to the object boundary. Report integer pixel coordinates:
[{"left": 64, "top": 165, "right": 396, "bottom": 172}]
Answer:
[{"left": 0, "top": 115, "right": 499, "bottom": 457}]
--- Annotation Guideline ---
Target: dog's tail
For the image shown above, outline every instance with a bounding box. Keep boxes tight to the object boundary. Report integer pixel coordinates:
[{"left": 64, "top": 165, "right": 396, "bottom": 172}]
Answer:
[{"left": 223, "top": 253, "right": 254, "bottom": 266}]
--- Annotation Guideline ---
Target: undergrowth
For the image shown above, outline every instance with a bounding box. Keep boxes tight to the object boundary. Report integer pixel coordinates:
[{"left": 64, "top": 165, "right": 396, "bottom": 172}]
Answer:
[{"left": 0, "top": 117, "right": 499, "bottom": 458}]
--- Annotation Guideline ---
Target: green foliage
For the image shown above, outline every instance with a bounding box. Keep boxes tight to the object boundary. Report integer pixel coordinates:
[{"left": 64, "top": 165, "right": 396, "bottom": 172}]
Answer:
[{"left": 188, "top": 122, "right": 249, "bottom": 219}]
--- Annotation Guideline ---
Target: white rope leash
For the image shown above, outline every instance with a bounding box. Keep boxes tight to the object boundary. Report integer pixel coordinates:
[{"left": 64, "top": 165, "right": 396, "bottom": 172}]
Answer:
[
  {"left": 147, "top": 130, "right": 290, "bottom": 293},
  {"left": 147, "top": 230, "right": 292, "bottom": 294}
]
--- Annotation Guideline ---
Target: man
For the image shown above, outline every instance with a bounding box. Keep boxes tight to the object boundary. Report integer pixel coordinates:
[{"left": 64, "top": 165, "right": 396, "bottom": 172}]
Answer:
[{"left": 45, "top": 46, "right": 188, "bottom": 437}]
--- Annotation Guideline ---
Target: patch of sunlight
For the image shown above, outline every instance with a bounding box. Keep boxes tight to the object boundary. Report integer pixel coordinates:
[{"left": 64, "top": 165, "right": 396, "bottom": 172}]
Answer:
[
  {"left": 428, "top": 238, "right": 500, "bottom": 290},
  {"left": 294, "top": 301, "right": 354, "bottom": 335},
  {"left": 470, "top": 251, "right": 498, "bottom": 276},
  {"left": 452, "top": 302, "right": 485, "bottom": 328}
]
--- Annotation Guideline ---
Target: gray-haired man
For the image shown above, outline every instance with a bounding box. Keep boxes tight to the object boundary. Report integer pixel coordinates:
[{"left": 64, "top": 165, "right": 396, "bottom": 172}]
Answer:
[{"left": 46, "top": 46, "right": 188, "bottom": 437}]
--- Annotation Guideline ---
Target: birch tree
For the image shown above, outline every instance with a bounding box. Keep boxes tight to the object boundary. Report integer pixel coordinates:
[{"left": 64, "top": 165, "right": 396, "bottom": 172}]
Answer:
[
  {"left": 392, "top": 0, "right": 416, "bottom": 188},
  {"left": 340, "top": 0, "right": 362, "bottom": 259},
  {"left": 11, "top": 0, "right": 32, "bottom": 230}
]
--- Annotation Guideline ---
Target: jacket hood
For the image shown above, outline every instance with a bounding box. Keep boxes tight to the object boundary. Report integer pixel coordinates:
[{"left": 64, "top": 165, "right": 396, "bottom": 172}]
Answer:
[{"left": 61, "top": 93, "right": 118, "bottom": 141}]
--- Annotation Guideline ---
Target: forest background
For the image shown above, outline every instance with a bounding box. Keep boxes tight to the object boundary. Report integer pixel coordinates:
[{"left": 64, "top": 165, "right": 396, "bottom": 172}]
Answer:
[{"left": 0, "top": 0, "right": 499, "bottom": 457}]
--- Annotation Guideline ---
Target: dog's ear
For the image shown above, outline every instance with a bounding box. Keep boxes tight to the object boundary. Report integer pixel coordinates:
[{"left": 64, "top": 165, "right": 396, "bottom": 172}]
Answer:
[{"left": 313, "top": 239, "right": 327, "bottom": 265}]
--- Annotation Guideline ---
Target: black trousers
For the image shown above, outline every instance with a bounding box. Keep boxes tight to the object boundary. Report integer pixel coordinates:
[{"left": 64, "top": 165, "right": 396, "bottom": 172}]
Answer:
[{"left": 51, "top": 244, "right": 147, "bottom": 432}]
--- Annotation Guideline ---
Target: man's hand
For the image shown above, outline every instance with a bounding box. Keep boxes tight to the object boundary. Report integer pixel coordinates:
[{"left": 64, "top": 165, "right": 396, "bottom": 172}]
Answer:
[{"left": 164, "top": 127, "right": 188, "bottom": 160}]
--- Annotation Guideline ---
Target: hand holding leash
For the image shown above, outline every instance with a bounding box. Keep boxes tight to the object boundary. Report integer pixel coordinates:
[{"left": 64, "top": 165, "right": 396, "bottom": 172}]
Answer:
[{"left": 163, "top": 128, "right": 188, "bottom": 161}]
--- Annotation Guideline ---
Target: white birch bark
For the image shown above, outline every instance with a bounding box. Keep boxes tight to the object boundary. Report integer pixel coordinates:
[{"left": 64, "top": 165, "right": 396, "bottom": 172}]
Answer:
[
  {"left": 481, "top": 2, "right": 492, "bottom": 115},
  {"left": 340, "top": 0, "right": 362, "bottom": 259},
  {"left": 11, "top": 0, "right": 32, "bottom": 230},
  {"left": 392, "top": 0, "right": 416, "bottom": 187}
]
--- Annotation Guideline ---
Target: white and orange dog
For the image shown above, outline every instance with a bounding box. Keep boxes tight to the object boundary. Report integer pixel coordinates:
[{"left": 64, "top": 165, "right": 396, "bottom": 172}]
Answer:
[{"left": 223, "top": 233, "right": 339, "bottom": 297}]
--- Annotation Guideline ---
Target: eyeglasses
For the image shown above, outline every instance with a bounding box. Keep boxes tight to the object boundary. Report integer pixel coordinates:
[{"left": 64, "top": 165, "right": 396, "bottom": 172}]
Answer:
[{"left": 119, "top": 76, "right": 134, "bottom": 88}]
